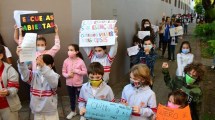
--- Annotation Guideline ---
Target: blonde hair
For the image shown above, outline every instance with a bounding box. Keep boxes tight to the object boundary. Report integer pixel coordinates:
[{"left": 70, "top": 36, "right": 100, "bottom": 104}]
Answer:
[{"left": 130, "top": 64, "right": 151, "bottom": 86}]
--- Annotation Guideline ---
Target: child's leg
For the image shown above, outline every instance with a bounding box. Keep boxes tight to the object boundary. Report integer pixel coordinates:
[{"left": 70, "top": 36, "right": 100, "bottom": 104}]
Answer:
[
  {"left": 76, "top": 86, "right": 82, "bottom": 99},
  {"left": 0, "top": 107, "right": 18, "bottom": 120},
  {"left": 167, "top": 43, "right": 171, "bottom": 60},
  {"left": 172, "top": 45, "right": 175, "bottom": 60},
  {"left": 44, "top": 111, "right": 59, "bottom": 120},
  {"left": 162, "top": 42, "right": 167, "bottom": 56},
  {"left": 67, "top": 86, "right": 76, "bottom": 111}
]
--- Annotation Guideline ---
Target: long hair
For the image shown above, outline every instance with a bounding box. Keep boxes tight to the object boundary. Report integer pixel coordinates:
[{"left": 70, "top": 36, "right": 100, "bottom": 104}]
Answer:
[
  {"left": 179, "top": 41, "right": 192, "bottom": 53},
  {"left": 69, "top": 44, "right": 84, "bottom": 60},
  {"left": 0, "top": 33, "right": 6, "bottom": 46},
  {"left": 0, "top": 45, "right": 7, "bottom": 62}
]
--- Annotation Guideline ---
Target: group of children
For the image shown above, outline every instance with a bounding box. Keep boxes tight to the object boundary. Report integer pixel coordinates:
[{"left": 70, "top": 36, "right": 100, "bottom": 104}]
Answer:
[{"left": 0, "top": 19, "right": 205, "bottom": 120}]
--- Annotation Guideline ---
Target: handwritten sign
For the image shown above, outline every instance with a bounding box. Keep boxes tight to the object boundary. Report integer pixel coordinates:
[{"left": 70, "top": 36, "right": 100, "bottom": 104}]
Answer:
[
  {"left": 79, "top": 20, "right": 117, "bottom": 47},
  {"left": 138, "top": 31, "right": 150, "bottom": 39},
  {"left": 20, "top": 12, "right": 55, "bottom": 34},
  {"left": 14, "top": 10, "right": 38, "bottom": 28},
  {"left": 157, "top": 104, "right": 192, "bottom": 120},
  {"left": 85, "top": 98, "right": 132, "bottom": 120},
  {"left": 127, "top": 45, "right": 139, "bottom": 56},
  {"left": 170, "top": 26, "right": 183, "bottom": 37},
  {"left": 151, "top": 24, "right": 159, "bottom": 33},
  {"left": 20, "top": 33, "right": 37, "bottom": 62}
]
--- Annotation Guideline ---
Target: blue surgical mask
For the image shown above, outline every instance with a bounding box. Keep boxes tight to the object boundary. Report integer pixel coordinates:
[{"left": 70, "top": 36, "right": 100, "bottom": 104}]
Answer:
[
  {"left": 182, "top": 49, "right": 189, "bottom": 54},
  {"left": 143, "top": 45, "right": 153, "bottom": 50}
]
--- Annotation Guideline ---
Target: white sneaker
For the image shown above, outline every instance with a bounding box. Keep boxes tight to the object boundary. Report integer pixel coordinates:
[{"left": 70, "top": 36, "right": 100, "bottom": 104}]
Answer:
[
  {"left": 66, "top": 111, "right": 77, "bottom": 119},
  {"left": 80, "top": 116, "right": 86, "bottom": 120},
  {"left": 211, "top": 65, "right": 215, "bottom": 69}
]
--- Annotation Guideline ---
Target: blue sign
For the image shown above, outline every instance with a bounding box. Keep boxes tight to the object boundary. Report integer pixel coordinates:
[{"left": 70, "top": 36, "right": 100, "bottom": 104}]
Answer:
[{"left": 85, "top": 98, "right": 132, "bottom": 120}]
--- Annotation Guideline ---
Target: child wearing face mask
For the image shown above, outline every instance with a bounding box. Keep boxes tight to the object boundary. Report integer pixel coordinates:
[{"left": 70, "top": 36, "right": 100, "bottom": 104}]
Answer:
[
  {"left": 176, "top": 41, "right": 194, "bottom": 77},
  {"left": 162, "top": 62, "right": 205, "bottom": 120},
  {"left": 141, "top": 19, "right": 156, "bottom": 42},
  {"left": 17, "top": 25, "right": 60, "bottom": 70},
  {"left": 62, "top": 44, "right": 87, "bottom": 119},
  {"left": 121, "top": 64, "right": 157, "bottom": 120},
  {"left": 83, "top": 28, "right": 118, "bottom": 83},
  {"left": 167, "top": 90, "right": 188, "bottom": 109},
  {"left": 17, "top": 47, "right": 60, "bottom": 120},
  {"left": 130, "top": 36, "right": 157, "bottom": 77},
  {"left": 78, "top": 62, "right": 115, "bottom": 120}
]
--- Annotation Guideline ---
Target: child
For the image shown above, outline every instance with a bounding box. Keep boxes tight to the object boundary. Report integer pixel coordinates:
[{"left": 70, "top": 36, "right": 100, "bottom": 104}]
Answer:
[
  {"left": 83, "top": 27, "right": 118, "bottom": 83},
  {"left": 167, "top": 90, "right": 188, "bottom": 109},
  {"left": 130, "top": 35, "right": 141, "bottom": 68},
  {"left": 162, "top": 62, "right": 205, "bottom": 120},
  {"left": 130, "top": 36, "right": 157, "bottom": 77},
  {"left": 62, "top": 44, "right": 87, "bottom": 119},
  {"left": 0, "top": 45, "right": 21, "bottom": 120},
  {"left": 176, "top": 41, "right": 194, "bottom": 77},
  {"left": 121, "top": 64, "right": 157, "bottom": 120},
  {"left": 17, "top": 25, "right": 60, "bottom": 70},
  {"left": 0, "top": 33, "right": 13, "bottom": 64},
  {"left": 78, "top": 62, "right": 115, "bottom": 120},
  {"left": 17, "top": 48, "right": 60, "bottom": 120}
]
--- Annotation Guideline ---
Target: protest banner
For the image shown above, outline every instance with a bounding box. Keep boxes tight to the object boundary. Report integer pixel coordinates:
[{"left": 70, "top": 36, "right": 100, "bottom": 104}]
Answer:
[
  {"left": 127, "top": 45, "right": 139, "bottom": 56},
  {"left": 20, "top": 12, "right": 55, "bottom": 34},
  {"left": 79, "top": 20, "right": 117, "bottom": 47},
  {"left": 157, "top": 104, "right": 192, "bottom": 120},
  {"left": 138, "top": 31, "right": 150, "bottom": 39},
  {"left": 85, "top": 98, "right": 132, "bottom": 120},
  {"left": 20, "top": 33, "right": 37, "bottom": 62},
  {"left": 170, "top": 26, "right": 183, "bottom": 36},
  {"left": 14, "top": 10, "right": 38, "bottom": 28}
]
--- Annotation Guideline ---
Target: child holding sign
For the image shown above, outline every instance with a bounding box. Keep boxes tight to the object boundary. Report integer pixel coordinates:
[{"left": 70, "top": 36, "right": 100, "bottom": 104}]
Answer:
[
  {"left": 62, "top": 44, "right": 87, "bottom": 119},
  {"left": 162, "top": 62, "right": 205, "bottom": 120},
  {"left": 78, "top": 62, "right": 115, "bottom": 120},
  {"left": 17, "top": 47, "right": 60, "bottom": 120},
  {"left": 0, "top": 45, "right": 21, "bottom": 120},
  {"left": 83, "top": 27, "right": 118, "bottom": 83},
  {"left": 16, "top": 24, "right": 60, "bottom": 70},
  {"left": 121, "top": 64, "right": 157, "bottom": 120},
  {"left": 167, "top": 90, "right": 188, "bottom": 109}
]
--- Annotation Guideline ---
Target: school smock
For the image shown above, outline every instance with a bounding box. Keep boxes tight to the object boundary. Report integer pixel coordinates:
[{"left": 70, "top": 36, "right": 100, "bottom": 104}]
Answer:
[
  {"left": 176, "top": 53, "right": 194, "bottom": 77},
  {"left": 78, "top": 81, "right": 115, "bottom": 110},
  {"left": 83, "top": 40, "right": 118, "bottom": 83},
  {"left": 62, "top": 57, "right": 87, "bottom": 87},
  {"left": 0, "top": 62, "right": 21, "bottom": 111},
  {"left": 121, "top": 85, "right": 157, "bottom": 120},
  {"left": 18, "top": 62, "right": 60, "bottom": 115},
  {"left": 162, "top": 68, "right": 201, "bottom": 104}
]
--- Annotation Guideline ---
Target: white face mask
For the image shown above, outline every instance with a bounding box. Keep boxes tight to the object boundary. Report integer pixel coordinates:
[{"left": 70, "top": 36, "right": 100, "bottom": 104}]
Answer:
[
  {"left": 144, "top": 24, "right": 150, "bottom": 28},
  {"left": 36, "top": 66, "right": 41, "bottom": 71},
  {"left": 143, "top": 45, "right": 153, "bottom": 50},
  {"left": 36, "top": 46, "right": 45, "bottom": 52}
]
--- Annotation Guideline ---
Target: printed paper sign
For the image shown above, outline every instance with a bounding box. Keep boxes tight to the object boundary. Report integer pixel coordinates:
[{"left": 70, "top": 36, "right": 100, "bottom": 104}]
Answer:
[
  {"left": 157, "top": 104, "right": 192, "bottom": 120},
  {"left": 14, "top": 10, "right": 38, "bottom": 28},
  {"left": 127, "top": 45, "right": 139, "bottom": 56},
  {"left": 20, "top": 33, "right": 37, "bottom": 62},
  {"left": 20, "top": 12, "right": 55, "bottom": 34},
  {"left": 79, "top": 20, "right": 117, "bottom": 47},
  {"left": 170, "top": 26, "right": 183, "bottom": 36},
  {"left": 138, "top": 31, "right": 150, "bottom": 39},
  {"left": 85, "top": 98, "right": 132, "bottom": 120},
  {"left": 151, "top": 24, "right": 159, "bottom": 33}
]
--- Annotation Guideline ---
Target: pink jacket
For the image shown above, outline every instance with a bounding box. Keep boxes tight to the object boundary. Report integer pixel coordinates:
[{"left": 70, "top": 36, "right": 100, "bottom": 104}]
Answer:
[{"left": 62, "top": 57, "right": 87, "bottom": 87}]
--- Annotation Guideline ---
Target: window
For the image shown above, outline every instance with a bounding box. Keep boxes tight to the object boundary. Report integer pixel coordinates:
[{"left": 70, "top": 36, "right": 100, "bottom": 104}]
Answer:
[
  {"left": 175, "top": 0, "right": 177, "bottom": 7},
  {"left": 178, "top": 0, "right": 180, "bottom": 8},
  {"left": 169, "top": 0, "right": 171, "bottom": 4}
]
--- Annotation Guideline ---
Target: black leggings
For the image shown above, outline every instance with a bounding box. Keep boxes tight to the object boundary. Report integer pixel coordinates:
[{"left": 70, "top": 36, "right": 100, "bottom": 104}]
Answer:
[{"left": 67, "top": 86, "right": 81, "bottom": 111}]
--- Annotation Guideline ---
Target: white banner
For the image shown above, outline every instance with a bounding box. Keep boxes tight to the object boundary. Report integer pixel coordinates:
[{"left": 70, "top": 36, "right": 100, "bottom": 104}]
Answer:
[
  {"left": 170, "top": 26, "right": 183, "bottom": 37},
  {"left": 79, "top": 20, "right": 117, "bottom": 47}
]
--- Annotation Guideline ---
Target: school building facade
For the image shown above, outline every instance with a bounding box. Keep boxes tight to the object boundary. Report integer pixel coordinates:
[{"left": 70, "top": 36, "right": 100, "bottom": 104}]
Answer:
[{"left": 0, "top": 0, "right": 194, "bottom": 100}]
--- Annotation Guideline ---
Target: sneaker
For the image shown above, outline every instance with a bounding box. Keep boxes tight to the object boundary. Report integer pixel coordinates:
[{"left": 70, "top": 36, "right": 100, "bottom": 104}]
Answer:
[
  {"left": 80, "top": 116, "right": 86, "bottom": 120},
  {"left": 66, "top": 111, "right": 77, "bottom": 119},
  {"left": 211, "top": 65, "right": 215, "bottom": 69}
]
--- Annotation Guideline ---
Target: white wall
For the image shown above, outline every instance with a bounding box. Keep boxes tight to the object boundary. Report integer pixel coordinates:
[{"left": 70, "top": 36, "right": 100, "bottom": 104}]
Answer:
[{"left": 91, "top": 0, "right": 187, "bottom": 84}]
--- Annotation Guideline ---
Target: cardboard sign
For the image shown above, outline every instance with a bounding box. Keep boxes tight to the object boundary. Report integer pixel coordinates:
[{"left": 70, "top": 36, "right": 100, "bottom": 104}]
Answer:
[
  {"left": 14, "top": 10, "right": 38, "bottom": 28},
  {"left": 138, "top": 31, "right": 150, "bottom": 39},
  {"left": 170, "top": 26, "right": 183, "bottom": 36},
  {"left": 127, "top": 45, "right": 139, "bottom": 56},
  {"left": 79, "top": 20, "right": 117, "bottom": 47},
  {"left": 157, "top": 104, "right": 192, "bottom": 120},
  {"left": 20, "top": 12, "right": 55, "bottom": 34},
  {"left": 85, "top": 98, "right": 132, "bottom": 120}
]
